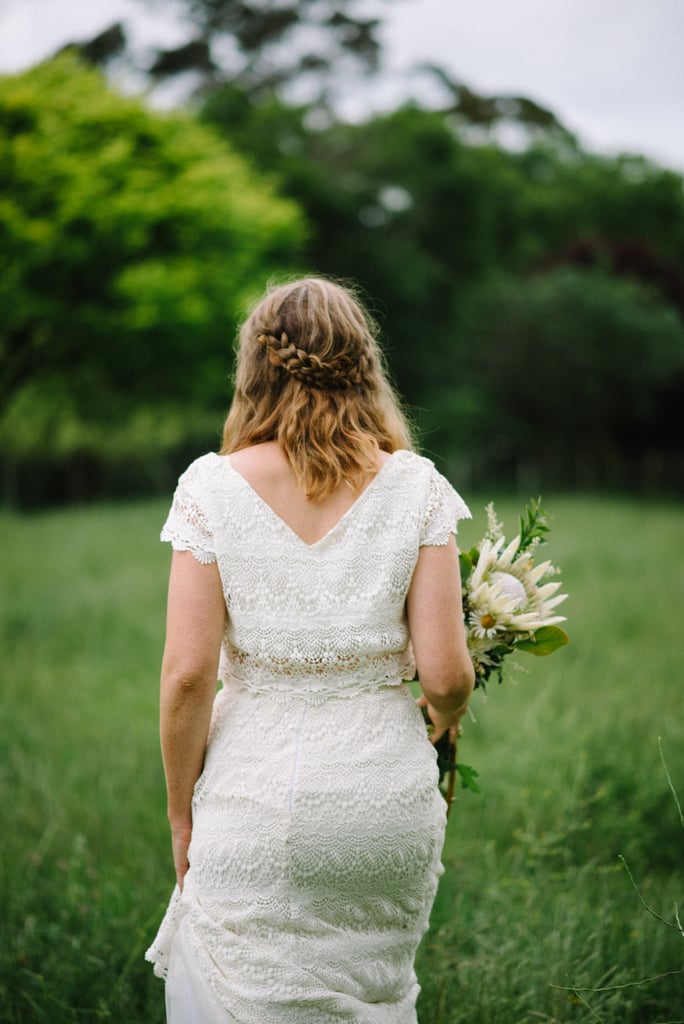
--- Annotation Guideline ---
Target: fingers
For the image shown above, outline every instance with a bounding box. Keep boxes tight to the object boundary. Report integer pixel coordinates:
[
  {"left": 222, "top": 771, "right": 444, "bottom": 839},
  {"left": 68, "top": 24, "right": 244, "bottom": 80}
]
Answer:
[
  {"left": 174, "top": 850, "right": 189, "bottom": 891},
  {"left": 171, "top": 826, "right": 192, "bottom": 892},
  {"left": 432, "top": 727, "right": 459, "bottom": 746}
]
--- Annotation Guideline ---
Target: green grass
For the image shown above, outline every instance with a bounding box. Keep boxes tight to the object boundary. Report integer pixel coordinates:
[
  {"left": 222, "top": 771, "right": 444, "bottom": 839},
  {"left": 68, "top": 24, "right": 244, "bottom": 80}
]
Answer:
[{"left": 1, "top": 495, "right": 682, "bottom": 1023}]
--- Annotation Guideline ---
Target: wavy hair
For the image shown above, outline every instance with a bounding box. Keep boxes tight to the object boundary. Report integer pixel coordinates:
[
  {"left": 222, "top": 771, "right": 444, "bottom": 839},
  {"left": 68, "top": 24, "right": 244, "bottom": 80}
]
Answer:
[{"left": 221, "top": 277, "right": 415, "bottom": 499}]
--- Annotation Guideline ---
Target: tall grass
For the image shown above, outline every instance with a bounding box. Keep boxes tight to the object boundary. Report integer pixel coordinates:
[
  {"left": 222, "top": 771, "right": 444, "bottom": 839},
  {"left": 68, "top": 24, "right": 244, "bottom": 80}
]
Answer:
[
  {"left": 1, "top": 495, "right": 682, "bottom": 1023},
  {"left": 1, "top": 501, "right": 170, "bottom": 1022},
  {"left": 418, "top": 496, "right": 684, "bottom": 1023}
]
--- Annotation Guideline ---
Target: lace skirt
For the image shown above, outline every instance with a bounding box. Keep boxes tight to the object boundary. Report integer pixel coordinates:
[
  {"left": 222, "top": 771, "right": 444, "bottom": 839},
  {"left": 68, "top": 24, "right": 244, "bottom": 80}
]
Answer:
[{"left": 146, "top": 682, "right": 446, "bottom": 1024}]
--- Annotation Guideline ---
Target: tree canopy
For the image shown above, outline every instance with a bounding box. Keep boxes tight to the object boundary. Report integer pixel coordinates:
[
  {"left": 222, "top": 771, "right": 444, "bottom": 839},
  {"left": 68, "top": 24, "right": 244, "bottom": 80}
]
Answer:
[
  {"left": 0, "top": 54, "right": 304, "bottom": 501},
  {"left": 62, "top": 0, "right": 387, "bottom": 98},
  {"left": 198, "top": 89, "right": 684, "bottom": 487},
  {"left": 2, "top": 39, "right": 684, "bottom": 503}
]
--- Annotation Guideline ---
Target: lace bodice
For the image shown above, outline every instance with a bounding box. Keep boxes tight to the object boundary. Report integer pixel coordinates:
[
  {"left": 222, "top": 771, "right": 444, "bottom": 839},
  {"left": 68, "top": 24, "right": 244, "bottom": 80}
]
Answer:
[{"left": 161, "top": 449, "right": 471, "bottom": 702}]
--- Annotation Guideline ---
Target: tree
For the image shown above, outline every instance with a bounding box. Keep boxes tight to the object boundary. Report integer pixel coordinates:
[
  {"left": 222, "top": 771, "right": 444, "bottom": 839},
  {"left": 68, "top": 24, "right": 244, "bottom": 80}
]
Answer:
[
  {"left": 56, "top": 0, "right": 387, "bottom": 100},
  {"left": 197, "top": 89, "right": 684, "bottom": 490},
  {"left": 419, "top": 64, "right": 578, "bottom": 149},
  {"left": 145, "top": 0, "right": 384, "bottom": 94},
  {"left": 0, "top": 54, "right": 304, "bottom": 502},
  {"left": 200, "top": 94, "right": 531, "bottom": 394},
  {"left": 454, "top": 269, "right": 684, "bottom": 489}
]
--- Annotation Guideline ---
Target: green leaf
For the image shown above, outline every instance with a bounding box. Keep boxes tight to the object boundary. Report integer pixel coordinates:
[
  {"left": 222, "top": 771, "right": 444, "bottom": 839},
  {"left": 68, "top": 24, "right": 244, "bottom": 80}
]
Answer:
[
  {"left": 516, "top": 625, "right": 569, "bottom": 656},
  {"left": 459, "top": 550, "right": 473, "bottom": 584},
  {"left": 456, "top": 763, "right": 481, "bottom": 793},
  {"left": 518, "top": 496, "right": 550, "bottom": 552}
]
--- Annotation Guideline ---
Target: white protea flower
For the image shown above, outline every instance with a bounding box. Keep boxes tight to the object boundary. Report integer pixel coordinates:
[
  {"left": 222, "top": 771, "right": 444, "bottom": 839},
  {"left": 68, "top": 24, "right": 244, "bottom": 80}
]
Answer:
[
  {"left": 490, "top": 570, "right": 527, "bottom": 609},
  {"left": 468, "top": 537, "right": 506, "bottom": 591},
  {"left": 468, "top": 574, "right": 524, "bottom": 639},
  {"left": 466, "top": 531, "right": 568, "bottom": 641}
]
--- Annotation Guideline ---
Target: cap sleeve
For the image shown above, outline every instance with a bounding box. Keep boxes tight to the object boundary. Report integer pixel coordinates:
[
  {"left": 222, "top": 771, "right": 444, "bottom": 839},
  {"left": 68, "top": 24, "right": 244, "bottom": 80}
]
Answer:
[
  {"left": 420, "top": 465, "right": 471, "bottom": 546},
  {"left": 160, "top": 458, "right": 216, "bottom": 565}
]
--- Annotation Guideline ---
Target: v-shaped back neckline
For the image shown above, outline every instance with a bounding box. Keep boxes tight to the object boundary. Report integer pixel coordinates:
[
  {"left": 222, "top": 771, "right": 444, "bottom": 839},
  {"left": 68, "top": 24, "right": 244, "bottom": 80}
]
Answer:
[{"left": 222, "top": 451, "right": 398, "bottom": 549}]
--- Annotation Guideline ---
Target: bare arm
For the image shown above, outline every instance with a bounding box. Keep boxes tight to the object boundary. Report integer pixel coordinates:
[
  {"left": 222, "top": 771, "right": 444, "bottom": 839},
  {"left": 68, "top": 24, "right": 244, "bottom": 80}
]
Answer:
[
  {"left": 406, "top": 537, "right": 475, "bottom": 739},
  {"left": 160, "top": 550, "right": 225, "bottom": 887}
]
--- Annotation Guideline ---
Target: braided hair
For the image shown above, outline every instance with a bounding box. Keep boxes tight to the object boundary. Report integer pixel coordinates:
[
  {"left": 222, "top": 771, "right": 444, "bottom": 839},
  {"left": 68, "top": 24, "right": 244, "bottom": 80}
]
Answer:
[
  {"left": 255, "top": 330, "right": 371, "bottom": 391},
  {"left": 221, "top": 277, "right": 414, "bottom": 498}
]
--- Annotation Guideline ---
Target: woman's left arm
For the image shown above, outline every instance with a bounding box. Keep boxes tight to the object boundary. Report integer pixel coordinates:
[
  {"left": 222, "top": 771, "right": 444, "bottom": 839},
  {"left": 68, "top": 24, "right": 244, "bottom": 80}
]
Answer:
[{"left": 160, "top": 550, "right": 226, "bottom": 889}]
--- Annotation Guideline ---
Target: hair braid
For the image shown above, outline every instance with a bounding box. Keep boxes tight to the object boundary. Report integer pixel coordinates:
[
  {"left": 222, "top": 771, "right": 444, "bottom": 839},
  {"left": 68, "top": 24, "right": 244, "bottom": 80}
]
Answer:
[{"left": 256, "top": 330, "right": 366, "bottom": 391}]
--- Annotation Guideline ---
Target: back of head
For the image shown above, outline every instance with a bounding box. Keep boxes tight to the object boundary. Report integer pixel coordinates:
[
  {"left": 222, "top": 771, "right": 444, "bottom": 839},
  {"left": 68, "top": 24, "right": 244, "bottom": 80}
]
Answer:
[{"left": 222, "top": 277, "right": 414, "bottom": 498}]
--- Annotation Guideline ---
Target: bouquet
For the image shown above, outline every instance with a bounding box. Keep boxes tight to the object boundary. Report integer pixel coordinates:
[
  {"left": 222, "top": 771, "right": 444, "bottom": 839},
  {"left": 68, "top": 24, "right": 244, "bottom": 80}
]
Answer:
[{"left": 425, "top": 498, "right": 569, "bottom": 814}]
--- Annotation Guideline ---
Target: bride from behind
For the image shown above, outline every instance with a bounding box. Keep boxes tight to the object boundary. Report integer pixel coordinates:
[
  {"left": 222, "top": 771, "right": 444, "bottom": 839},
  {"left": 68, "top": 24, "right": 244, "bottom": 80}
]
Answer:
[{"left": 146, "top": 276, "right": 475, "bottom": 1023}]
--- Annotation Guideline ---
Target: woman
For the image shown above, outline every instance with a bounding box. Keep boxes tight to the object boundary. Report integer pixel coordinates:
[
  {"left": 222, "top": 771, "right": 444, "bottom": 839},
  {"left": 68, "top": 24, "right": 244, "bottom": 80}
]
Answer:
[{"left": 146, "top": 277, "right": 475, "bottom": 1023}]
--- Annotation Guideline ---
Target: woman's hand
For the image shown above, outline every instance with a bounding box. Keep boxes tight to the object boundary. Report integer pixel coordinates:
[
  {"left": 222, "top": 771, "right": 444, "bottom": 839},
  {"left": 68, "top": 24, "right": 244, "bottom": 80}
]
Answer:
[
  {"left": 170, "top": 820, "right": 193, "bottom": 891},
  {"left": 416, "top": 693, "right": 467, "bottom": 745}
]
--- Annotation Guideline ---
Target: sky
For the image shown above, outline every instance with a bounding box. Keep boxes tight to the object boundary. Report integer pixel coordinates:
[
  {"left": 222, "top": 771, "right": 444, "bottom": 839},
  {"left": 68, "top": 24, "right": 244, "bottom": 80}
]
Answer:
[{"left": 0, "top": 0, "right": 682, "bottom": 171}]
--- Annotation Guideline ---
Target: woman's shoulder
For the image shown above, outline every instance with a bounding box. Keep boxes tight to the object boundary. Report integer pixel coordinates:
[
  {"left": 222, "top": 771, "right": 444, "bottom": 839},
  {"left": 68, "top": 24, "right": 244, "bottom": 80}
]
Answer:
[
  {"left": 383, "top": 449, "right": 455, "bottom": 501},
  {"left": 388, "top": 448, "right": 447, "bottom": 481},
  {"left": 388, "top": 450, "right": 471, "bottom": 530},
  {"left": 176, "top": 451, "right": 223, "bottom": 487}
]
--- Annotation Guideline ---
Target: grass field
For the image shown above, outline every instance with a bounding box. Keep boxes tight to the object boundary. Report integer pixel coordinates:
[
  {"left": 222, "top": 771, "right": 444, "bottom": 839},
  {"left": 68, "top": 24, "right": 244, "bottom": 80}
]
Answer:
[{"left": 1, "top": 494, "right": 682, "bottom": 1023}]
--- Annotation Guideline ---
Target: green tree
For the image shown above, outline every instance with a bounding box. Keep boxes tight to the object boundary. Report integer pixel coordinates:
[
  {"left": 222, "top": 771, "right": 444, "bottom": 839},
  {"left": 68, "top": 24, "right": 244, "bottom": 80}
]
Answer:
[
  {"left": 59, "top": 0, "right": 386, "bottom": 98},
  {"left": 145, "top": 0, "right": 384, "bottom": 90},
  {"left": 201, "top": 94, "right": 531, "bottom": 396},
  {"left": 200, "top": 90, "right": 684, "bottom": 492},
  {"left": 0, "top": 55, "right": 304, "bottom": 502},
  {"left": 452, "top": 269, "right": 684, "bottom": 489}
]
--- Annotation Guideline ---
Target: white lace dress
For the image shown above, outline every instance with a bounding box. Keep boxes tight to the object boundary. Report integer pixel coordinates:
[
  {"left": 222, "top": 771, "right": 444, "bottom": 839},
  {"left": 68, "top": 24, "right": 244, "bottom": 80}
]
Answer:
[{"left": 145, "top": 449, "right": 470, "bottom": 1024}]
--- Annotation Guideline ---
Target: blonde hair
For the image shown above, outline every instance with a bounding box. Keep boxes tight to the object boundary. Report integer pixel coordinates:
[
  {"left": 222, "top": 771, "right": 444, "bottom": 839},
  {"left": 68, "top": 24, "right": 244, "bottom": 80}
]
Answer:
[{"left": 221, "top": 277, "right": 415, "bottom": 499}]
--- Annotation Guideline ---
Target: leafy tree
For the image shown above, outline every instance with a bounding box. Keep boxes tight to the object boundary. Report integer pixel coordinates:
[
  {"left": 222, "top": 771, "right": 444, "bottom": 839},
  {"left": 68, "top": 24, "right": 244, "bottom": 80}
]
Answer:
[
  {"left": 57, "top": 0, "right": 387, "bottom": 98},
  {"left": 451, "top": 269, "right": 684, "bottom": 489},
  {"left": 0, "top": 55, "right": 304, "bottom": 502},
  {"left": 201, "top": 91, "right": 684, "bottom": 401},
  {"left": 5, "top": 37, "right": 684, "bottom": 499},
  {"left": 198, "top": 88, "right": 684, "bottom": 490},
  {"left": 200, "top": 94, "right": 530, "bottom": 394},
  {"left": 420, "top": 64, "right": 578, "bottom": 148},
  {"left": 145, "top": 0, "right": 384, "bottom": 92}
]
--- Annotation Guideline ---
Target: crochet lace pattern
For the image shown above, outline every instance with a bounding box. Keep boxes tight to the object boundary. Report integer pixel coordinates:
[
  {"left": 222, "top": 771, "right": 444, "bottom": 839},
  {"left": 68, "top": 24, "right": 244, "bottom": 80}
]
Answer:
[{"left": 146, "top": 449, "right": 470, "bottom": 1023}]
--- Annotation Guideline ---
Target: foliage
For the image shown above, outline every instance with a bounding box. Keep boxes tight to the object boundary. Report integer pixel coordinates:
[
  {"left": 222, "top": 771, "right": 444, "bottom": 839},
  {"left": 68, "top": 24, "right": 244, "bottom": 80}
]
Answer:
[
  {"left": 420, "top": 64, "right": 577, "bottom": 145},
  {"left": 133, "top": 0, "right": 386, "bottom": 95},
  {"left": 4, "top": 50, "right": 684, "bottom": 500},
  {"left": 201, "top": 94, "right": 684, "bottom": 492},
  {"left": 417, "top": 494, "right": 684, "bottom": 1022},
  {"left": 453, "top": 268, "right": 684, "bottom": 488},
  {"left": 0, "top": 55, "right": 304, "bottom": 502},
  {"left": 200, "top": 95, "right": 540, "bottom": 396}
]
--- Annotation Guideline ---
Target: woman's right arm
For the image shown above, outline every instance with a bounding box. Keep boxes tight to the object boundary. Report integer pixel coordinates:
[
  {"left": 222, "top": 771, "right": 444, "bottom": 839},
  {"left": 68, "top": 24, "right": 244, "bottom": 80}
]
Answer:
[
  {"left": 406, "top": 536, "right": 475, "bottom": 740},
  {"left": 160, "top": 550, "right": 226, "bottom": 889}
]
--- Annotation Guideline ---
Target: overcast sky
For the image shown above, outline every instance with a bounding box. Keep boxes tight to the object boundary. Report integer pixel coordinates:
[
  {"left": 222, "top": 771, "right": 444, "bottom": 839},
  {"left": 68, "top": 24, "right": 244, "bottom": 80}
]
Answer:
[{"left": 1, "top": 0, "right": 682, "bottom": 171}]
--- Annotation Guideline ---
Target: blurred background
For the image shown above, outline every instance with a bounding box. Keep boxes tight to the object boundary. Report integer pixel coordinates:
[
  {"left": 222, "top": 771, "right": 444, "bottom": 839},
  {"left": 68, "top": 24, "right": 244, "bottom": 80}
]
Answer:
[
  {"left": 2, "top": 5, "right": 683, "bottom": 1023},
  {"left": 1, "top": 0, "right": 683, "bottom": 506}
]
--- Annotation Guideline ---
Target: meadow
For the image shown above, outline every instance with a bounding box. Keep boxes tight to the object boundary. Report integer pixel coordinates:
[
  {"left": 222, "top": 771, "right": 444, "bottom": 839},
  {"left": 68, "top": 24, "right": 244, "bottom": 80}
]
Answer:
[{"left": 1, "top": 493, "right": 682, "bottom": 1023}]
